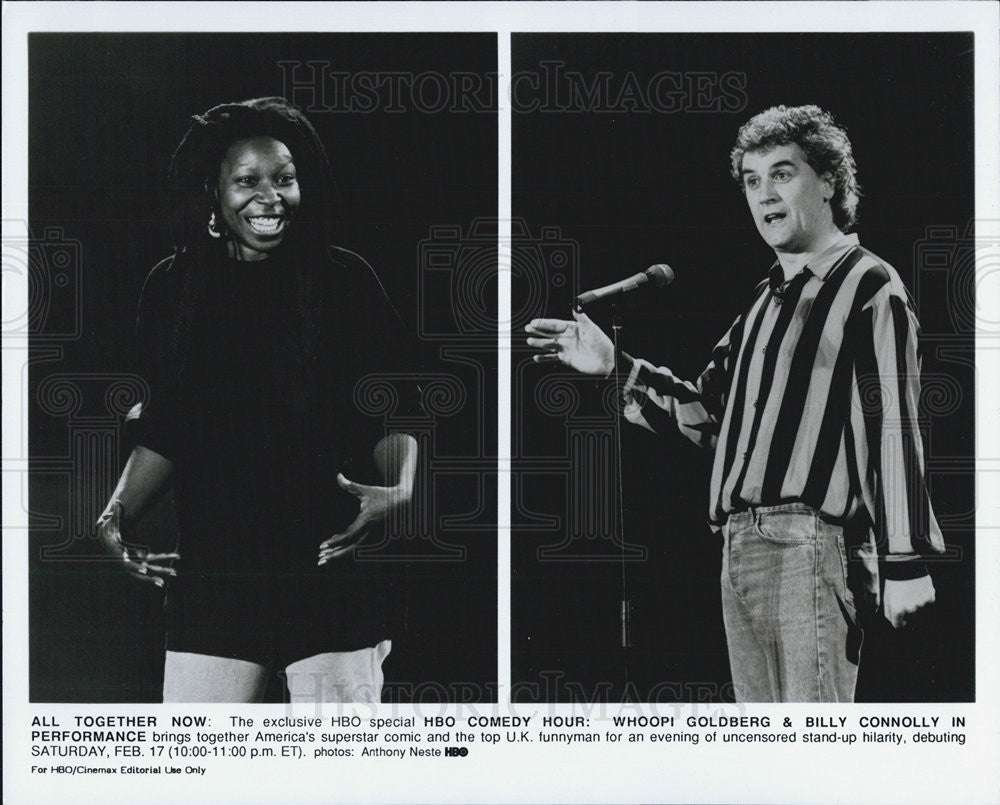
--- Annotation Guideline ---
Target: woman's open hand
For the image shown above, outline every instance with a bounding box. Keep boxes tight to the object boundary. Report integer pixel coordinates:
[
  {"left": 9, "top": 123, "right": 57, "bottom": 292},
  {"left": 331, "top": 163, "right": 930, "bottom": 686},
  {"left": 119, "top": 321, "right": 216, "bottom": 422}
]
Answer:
[
  {"left": 317, "top": 473, "right": 412, "bottom": 564},
  {"left": 95, "top": 500, "right": 178, "bottom": 587}
]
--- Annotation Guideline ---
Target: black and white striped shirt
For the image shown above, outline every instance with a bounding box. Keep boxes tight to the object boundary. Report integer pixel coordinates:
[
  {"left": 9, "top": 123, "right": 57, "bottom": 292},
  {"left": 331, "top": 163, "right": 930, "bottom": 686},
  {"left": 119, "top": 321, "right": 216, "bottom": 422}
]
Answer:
[{"left": 621, "top": 233, "right": 944, "bottom": 576}]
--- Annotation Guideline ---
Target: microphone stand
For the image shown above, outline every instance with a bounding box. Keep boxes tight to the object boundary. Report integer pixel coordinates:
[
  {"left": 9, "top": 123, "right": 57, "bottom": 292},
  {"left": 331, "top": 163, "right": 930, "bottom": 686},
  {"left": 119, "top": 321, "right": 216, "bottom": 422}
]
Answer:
[
  {"left": 573, "top": 298, "right": 633, "bottom": 692},
  {"left": 611, "top": 303, "right": 632, "bottom": 688}
]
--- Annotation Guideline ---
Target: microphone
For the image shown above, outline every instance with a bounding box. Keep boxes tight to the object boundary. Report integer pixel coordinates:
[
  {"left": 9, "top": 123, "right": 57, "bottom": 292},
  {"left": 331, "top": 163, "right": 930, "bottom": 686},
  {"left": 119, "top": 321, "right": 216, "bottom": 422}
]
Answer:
[{"left": 574, "top": 264, "right": 674, "bottom": 309}]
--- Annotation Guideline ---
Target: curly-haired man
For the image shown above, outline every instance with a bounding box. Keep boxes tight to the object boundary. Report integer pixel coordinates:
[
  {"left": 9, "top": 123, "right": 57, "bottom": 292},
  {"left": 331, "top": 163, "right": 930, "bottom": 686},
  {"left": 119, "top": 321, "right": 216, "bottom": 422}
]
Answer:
[{"left": 527, "top": 105, "right": 944, "bottom": 702}]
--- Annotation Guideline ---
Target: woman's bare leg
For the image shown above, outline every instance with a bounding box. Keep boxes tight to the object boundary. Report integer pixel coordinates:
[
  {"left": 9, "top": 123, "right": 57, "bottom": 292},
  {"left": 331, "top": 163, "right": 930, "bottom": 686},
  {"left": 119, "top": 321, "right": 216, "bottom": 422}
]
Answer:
[
  {"left": 162, "top": 651, "right": 269, "bottom": 703},
  {"left": 284, "top": 640, "right": 391, "bottom": 703}
]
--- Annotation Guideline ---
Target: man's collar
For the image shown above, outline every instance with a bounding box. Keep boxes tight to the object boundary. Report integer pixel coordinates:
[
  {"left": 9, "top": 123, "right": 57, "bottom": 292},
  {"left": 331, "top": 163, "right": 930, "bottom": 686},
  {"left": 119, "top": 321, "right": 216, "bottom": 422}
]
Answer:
[{"left": 768, "top": 232, "right": 860, "bottom": 291}]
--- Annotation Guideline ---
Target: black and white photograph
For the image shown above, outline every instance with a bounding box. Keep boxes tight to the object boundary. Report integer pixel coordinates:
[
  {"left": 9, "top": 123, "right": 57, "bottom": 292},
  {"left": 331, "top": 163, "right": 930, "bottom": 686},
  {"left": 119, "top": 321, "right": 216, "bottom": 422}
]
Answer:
[
  {"left": 515, "top": 32, "right": 976, "bottom": 703},
  {"left": 25, "top": 32, "right": 498, "bottom": 704},
  {"left": 4, "top": 3, "right": 999, "bottom": 804}
]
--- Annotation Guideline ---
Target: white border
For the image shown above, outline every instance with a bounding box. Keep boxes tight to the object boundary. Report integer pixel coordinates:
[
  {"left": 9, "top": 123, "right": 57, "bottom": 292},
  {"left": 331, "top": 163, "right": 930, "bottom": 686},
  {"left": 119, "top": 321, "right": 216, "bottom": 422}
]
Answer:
[
  {"left": 498, "top": 30, "right": 513, "bottom": 701},
  {"left": 4, "top": 3, "right": 999, "bottom": 804}
]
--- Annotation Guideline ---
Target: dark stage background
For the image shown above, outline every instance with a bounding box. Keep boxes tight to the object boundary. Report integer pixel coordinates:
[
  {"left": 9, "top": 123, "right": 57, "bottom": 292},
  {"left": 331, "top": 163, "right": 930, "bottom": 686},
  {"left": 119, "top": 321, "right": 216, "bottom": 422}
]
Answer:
[
  {"left": 512, "top": 33, "right": 975, "bottom": 702},
  {"left": 29, "top": 33, "right": 498, "bottom": 702}
]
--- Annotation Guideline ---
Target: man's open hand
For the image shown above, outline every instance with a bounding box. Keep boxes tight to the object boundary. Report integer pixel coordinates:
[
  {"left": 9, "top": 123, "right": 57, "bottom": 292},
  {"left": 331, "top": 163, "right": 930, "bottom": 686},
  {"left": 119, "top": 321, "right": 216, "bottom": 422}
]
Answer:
[{"left": 526, "top": 310, "right": 616, "bottom": 376}]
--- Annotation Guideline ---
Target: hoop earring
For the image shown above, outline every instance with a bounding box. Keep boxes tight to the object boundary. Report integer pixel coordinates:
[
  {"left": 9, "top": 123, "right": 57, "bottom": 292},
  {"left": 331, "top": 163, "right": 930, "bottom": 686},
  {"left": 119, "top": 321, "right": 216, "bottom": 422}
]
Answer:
[{"left": 207, "top": 211, "right": 222, "bottom": 238}]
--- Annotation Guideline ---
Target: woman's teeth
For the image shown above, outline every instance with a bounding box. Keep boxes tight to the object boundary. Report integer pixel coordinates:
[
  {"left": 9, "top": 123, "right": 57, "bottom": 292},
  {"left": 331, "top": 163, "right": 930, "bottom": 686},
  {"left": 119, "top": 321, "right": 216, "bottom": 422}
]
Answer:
[{"left": 247, "top": 216, "right": 282, "bottom": 234}]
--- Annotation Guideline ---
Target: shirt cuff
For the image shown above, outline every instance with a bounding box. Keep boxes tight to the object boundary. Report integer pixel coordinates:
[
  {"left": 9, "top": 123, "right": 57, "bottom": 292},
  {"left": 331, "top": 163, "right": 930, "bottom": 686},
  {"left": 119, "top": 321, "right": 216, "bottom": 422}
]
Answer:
[
  {"left": 616, "top": 352, "right": 642, "bottom": 393},
  {"left": 881, "top": 556, "right": 930, "bottom": 581}
]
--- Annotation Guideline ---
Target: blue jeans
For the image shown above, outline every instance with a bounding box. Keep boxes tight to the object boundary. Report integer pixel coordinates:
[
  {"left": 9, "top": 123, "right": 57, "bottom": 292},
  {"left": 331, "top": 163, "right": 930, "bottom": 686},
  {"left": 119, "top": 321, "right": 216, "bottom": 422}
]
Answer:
[{"left": 721, "top": 503, "right": 862, "bottom": 702}]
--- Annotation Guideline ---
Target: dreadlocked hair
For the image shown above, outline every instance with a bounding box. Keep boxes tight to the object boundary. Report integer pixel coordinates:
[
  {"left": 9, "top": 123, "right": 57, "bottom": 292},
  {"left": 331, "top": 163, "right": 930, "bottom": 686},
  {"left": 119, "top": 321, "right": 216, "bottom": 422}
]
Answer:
[
  {"left": 167, "top": 96, "right": 337, "bottom": 261},
  {"left": 159, "top": 97, "right": 338, "bottom": 385}
]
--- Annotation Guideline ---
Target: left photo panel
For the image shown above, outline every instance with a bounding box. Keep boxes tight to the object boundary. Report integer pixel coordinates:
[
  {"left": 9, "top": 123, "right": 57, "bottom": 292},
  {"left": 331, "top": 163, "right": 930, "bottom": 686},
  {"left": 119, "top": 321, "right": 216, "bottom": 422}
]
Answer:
[{"left": 28, "top": 32, "right": 498, "bottom": 703}]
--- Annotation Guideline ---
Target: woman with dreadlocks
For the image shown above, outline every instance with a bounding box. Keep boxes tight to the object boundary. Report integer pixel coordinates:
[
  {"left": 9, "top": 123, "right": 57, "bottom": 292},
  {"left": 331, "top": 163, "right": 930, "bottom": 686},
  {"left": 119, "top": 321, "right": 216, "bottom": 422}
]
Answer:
[{"left": 94, "top": 97, "right": 419, "bottom": 702}]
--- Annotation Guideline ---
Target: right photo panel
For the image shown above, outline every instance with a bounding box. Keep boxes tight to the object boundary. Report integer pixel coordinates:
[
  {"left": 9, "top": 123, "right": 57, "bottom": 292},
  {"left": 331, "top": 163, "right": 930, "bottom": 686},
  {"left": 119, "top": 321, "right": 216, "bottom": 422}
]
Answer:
[{"left": 512, "top": 32, "right": 975, "bottom": 703}]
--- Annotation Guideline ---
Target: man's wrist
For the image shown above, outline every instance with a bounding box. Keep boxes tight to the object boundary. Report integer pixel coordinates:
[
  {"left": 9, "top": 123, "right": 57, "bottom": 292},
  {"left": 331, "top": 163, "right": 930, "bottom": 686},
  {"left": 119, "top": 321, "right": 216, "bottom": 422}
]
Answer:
[
  {"left": 881, "top": 557, "right": 929, "bottom": 581},
  {"left": 388, "top": 482, "right": 414, "bottom": 505}
]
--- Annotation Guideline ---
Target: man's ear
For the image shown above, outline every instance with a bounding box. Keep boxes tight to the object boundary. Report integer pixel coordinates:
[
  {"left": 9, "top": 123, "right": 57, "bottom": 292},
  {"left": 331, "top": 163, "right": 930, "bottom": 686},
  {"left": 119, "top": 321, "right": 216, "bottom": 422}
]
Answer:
[{"left": 821, "top": 172, "right": 836, "bottom": 202}]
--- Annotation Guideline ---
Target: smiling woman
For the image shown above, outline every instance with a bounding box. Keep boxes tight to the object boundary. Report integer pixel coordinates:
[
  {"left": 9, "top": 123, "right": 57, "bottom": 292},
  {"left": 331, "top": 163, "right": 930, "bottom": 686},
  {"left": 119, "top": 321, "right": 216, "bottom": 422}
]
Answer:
[
  {"left": 93, "top": 97, "right": 422, "bottom": 703},
  {"left": 215, "top": 136, "right": 301, "bottom": 259}
]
